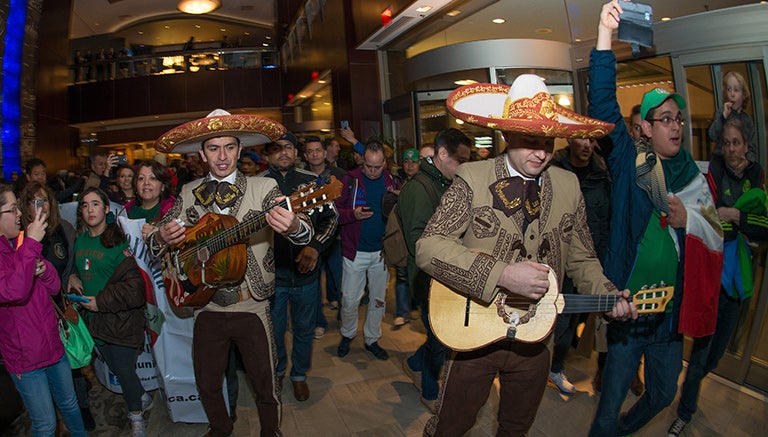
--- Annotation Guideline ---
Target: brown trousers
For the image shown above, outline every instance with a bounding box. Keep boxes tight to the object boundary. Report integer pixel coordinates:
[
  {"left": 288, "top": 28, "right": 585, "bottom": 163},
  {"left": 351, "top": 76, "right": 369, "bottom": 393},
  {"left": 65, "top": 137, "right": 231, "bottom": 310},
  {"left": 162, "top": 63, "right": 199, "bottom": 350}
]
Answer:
[
  {"left": 193, "top": 310, "right": 281, "bottom": 437},
  {"left": 425, "top": 340, "right": 550, "bottom": 437}
]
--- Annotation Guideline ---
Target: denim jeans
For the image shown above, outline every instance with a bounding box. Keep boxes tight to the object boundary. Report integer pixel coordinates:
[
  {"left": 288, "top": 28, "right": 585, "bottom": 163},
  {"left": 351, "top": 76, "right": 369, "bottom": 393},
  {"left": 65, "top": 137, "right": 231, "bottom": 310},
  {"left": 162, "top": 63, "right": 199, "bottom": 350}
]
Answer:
[
  {"left": 407, "top": 302, "right": 447, "bottom": 400},
  {"left": 11, "top": 354, "right": 87, "bottom": 437},
  {"left": 340, "top": 251, "right": 389, "bottom": 345},
  {"left": 271, "top": 282, "right": 319, "bottom": 380},
  {"left": 677, "top": 291, "right": 742, "bottom": 422},
  {"left": 395, "top": 265, "right": 411, "bottom": 318},
  {"left": 588, "top": 315, "right": 682, "bottom": 436},
  {"left": 97, "top": 342, "right": 145, "bottom": 412},
  {"left": 316, "top": 239, "right": 342, "bottom": 329}
]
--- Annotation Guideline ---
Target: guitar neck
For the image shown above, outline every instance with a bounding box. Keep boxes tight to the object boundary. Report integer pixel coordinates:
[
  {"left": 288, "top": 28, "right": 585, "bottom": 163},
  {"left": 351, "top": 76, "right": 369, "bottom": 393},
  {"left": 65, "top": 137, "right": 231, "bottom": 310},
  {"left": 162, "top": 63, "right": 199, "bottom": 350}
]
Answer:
[
  {"left": 203, "top": 199, "right": 286, "bottom": 254},
  {"left": 560, "top": 294, "right": 622, "bottom": 314}
]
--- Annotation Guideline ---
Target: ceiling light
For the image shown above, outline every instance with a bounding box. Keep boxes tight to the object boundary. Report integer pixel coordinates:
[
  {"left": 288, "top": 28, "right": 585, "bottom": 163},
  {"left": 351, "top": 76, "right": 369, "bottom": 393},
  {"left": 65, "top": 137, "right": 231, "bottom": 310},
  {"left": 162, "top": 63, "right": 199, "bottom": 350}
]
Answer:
[
  {"left": 535, "top": 28, "right": 552, "bottom": 34},
  {"left": 661, "top": 17, "right": 671, "bottom": 21},
  {"left": 492, "top": 18, "right": 506, "bottom": 24},
  {"left": 164, "top": 25, "right": 170, "bottom": 29},
  {"left": 318, "top": 80, "right": 327, "bottom": 84},
  {"left": 138, "top": 31, "right": 144, "bottom": 35},
  {"left": 446, "top": 10, "right": 461, "bottom": 17},
  {"left": 220, "top": 28, "right": 226, "bottom": 32},
  {"left": 262, "top": 43, "right": 268, "bottom": 47},
  {"left": 177, "top": 0, "right": 221, "bottom": 15},
  {"left": 416, "top": 6, "right": 432, "bottom": 13},
  {"left": 454, "top": 79, "right": 477, "bottom": 86},
  {"left": 195, "top": 24, "right": 201, "bottom": 29},
  {"left": 266, "top": 36, "right": 271, "bottom": 40}
]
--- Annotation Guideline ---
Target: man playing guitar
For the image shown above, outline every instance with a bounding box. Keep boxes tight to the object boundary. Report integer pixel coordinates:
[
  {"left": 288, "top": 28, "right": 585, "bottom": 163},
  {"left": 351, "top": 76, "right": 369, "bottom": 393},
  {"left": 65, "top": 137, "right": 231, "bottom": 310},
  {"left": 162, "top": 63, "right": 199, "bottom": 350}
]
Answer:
[
  {"left": 149, "top": 109, "right": 313, "bottom": 437},
  {"left": 415, "top": 75, "right": 638, "bottom": 436}
]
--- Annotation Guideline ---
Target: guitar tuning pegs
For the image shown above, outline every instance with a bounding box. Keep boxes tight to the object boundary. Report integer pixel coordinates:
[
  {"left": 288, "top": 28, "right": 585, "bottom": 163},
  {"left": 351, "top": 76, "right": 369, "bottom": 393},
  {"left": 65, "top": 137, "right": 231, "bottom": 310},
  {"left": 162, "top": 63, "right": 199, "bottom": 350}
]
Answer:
[
  {"left": 659, "top": 281, "right": 667, "bottom": 287},
  {"left": 640, "top": 285, "right": 649, "bottom": 290}
]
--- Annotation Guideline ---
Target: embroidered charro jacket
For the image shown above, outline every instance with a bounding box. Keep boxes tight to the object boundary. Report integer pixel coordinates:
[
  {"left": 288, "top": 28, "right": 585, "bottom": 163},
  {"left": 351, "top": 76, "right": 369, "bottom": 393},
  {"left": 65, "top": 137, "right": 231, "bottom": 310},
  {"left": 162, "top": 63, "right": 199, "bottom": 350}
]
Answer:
[
  {"left": 416, "top": 155, "right": 616, "bottom": 309},
  {"left": 150, "top": 171, "right": 313, "bottom": 313}
]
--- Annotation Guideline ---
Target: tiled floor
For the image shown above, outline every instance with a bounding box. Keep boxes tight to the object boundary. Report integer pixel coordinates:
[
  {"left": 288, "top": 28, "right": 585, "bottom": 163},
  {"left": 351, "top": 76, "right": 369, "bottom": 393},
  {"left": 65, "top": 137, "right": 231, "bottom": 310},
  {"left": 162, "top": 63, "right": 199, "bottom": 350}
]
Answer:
[{"left": 4, "top": 284, "right": 767, "bottom": 437}]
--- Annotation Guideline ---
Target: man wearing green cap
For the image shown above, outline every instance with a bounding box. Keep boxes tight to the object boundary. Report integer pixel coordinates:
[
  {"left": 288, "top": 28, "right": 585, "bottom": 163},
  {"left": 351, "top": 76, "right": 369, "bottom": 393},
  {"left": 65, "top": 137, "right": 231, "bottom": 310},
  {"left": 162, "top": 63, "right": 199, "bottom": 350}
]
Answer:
[{"left": 587, "top": 2, "right": 724, "bottom": 436}]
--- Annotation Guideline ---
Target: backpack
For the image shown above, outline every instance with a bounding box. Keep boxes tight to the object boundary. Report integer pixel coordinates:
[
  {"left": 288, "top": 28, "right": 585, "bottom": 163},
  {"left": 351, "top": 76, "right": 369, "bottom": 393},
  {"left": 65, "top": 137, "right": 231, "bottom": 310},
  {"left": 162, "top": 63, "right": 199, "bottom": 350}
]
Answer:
[{"left": 382, "top": 173, "right": 439, "bottom": 267}]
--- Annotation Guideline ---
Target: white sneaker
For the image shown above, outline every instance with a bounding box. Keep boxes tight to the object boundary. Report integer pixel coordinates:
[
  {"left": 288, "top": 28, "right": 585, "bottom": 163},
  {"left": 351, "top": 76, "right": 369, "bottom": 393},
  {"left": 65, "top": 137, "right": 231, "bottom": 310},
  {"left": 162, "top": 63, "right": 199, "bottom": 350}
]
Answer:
[
  {"left": 141, "top": 392, "right": 153, "bottom": 412},
  {"left": 393, "top": 316, "right": 409, "bottom": 328},
  {"left": 314, "top": 326, "right": 326, "bottom": 339},
  {"left": 129, "top": 412, "right": 147, "bottom": 437},
  {"left": 547, "top": 371, "right": 575, "bottom": 395},
  {"left": 667, "top": 417, "right": 688, "bottom": 437}
]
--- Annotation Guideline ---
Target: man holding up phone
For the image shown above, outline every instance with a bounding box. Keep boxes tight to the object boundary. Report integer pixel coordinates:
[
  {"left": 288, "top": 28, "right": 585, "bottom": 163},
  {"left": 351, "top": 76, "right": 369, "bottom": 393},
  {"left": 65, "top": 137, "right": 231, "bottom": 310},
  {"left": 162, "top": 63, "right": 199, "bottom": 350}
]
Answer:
[
  {"left": 587, "top": 2, "right": 723, "bottom": 436},
  {"left": 333, "top": 140, "right": 401, "bottom": 361}
]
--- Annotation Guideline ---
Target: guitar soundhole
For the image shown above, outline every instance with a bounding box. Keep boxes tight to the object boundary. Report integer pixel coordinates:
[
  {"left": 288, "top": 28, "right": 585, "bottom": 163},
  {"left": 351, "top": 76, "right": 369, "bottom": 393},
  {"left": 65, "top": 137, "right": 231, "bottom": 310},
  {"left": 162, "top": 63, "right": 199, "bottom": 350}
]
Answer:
[{"left": 494, "top": 293, "right": 537, "bottom": 327}]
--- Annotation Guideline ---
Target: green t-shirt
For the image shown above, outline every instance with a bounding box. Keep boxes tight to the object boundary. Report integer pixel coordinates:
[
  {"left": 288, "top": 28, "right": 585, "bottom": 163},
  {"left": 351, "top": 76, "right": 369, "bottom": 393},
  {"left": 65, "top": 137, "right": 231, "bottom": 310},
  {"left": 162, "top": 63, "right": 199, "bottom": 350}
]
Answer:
[
  {"left": 626, "top": 210, "right": 678, "bottom": 312},
  {"left": 128, "top": 202, "right": 161, "bottom": 222},
  {"left": 73, "top": 232, "right": 130, "bottom": 298}
]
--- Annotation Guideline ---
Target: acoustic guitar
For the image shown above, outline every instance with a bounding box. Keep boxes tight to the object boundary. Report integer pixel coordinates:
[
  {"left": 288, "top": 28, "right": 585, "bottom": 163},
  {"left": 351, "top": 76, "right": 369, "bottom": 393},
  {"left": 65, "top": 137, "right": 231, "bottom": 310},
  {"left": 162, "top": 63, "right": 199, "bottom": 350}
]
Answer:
[
  {"left": 163, "top": 176, "right": 342, "bottom": 308},
  {"left": 428, "top": 268, "right": 673, "bottom": 351}
]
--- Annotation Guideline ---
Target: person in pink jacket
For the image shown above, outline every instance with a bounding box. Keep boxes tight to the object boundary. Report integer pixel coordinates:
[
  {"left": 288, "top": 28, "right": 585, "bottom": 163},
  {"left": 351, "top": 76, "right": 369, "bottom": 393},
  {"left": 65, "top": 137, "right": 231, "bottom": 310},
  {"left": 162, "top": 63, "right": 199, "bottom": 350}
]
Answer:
[{"left": 0, "top": 182, "right": 86, "bottom": 437}]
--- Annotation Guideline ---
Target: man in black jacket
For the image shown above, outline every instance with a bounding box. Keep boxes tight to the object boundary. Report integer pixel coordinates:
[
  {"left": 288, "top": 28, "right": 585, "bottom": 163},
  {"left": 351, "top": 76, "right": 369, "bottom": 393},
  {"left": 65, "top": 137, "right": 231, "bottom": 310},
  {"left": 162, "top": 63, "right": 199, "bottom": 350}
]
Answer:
[{"left": 262, "top": 132, "right": 338, "bottom": 401}]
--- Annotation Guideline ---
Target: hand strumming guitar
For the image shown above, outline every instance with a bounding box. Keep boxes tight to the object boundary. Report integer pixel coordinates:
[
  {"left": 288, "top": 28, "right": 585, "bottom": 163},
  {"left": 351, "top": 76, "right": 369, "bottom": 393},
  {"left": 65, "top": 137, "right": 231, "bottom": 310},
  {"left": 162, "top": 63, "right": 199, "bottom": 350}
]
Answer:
[{"left": 496, "top": 261, "right": 550, "bottom": 300}]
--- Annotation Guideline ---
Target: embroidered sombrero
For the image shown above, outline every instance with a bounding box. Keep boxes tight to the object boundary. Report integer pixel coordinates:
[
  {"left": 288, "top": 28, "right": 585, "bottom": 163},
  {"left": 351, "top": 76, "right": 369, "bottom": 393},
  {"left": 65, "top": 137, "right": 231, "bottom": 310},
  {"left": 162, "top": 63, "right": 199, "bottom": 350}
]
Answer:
[
  {"left": 154, "top": 109, "right": 286, "bottom": 154},
  {"left": 446, "top": 74, "right": 614, "bottom": 139}
]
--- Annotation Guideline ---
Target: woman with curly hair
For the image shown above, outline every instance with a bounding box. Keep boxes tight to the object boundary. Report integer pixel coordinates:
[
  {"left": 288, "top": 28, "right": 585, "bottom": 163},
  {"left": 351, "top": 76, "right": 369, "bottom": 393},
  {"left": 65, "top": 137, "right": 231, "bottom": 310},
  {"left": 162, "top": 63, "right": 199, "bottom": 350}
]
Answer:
[{"left": 122, "top": 160, "right": 176, "bottom": 240}]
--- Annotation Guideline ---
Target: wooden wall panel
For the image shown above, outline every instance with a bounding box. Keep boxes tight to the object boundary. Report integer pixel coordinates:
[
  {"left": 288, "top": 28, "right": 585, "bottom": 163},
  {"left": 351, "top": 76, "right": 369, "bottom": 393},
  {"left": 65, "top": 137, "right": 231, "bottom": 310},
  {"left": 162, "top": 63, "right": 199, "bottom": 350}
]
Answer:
[
  {"left": 150, "top": 74, "right": 187, "bottom": 114},
  {"left": 186, "top": 71, "right": 224, "bottom": 112},
  {"left": 80, "top": 81, "right": 115, "bottom": 121},
  {"left": 223, "top": 68, "right": 263, "bottom": 108},
  {"left": 114, "top": 77, "right": 150, "bottom": 119}
]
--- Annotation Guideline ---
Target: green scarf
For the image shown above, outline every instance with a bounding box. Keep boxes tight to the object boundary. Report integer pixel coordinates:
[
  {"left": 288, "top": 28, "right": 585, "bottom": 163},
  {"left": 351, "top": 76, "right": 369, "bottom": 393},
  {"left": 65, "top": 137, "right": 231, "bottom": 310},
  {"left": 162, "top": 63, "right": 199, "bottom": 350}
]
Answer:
[{"left": 635, "top": 138, "right": 700, "bottom": 213}]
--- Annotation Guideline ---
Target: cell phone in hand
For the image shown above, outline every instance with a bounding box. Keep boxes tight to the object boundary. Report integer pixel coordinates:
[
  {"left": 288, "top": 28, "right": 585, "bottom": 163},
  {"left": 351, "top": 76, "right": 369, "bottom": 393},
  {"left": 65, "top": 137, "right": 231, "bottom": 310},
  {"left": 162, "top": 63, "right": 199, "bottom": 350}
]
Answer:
[
  {"left": 341, "top": 120, "right": 349, "bottom": 130},
  {"left": 361, "top": 206, "right": 371, "bottom": 212},
  {"left": 33, "top": 198, "right": 45, "bottom": 212},
  {"left": 115, "top": 155, "right": 128, "bottom": 165},
  {"left": 618, "top": 1, "right": 653, "bottom": 49},
  {"left": 64, "top": 293, "right": 90, "bottom": 304}
]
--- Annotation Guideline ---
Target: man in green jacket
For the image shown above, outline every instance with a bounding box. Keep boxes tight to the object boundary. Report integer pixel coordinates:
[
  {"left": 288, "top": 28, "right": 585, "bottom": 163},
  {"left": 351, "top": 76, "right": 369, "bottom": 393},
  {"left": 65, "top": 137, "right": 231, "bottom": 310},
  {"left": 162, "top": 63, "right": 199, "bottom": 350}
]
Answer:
[{"left": 398, "top": 128, "right": 471, "bottom": 412}]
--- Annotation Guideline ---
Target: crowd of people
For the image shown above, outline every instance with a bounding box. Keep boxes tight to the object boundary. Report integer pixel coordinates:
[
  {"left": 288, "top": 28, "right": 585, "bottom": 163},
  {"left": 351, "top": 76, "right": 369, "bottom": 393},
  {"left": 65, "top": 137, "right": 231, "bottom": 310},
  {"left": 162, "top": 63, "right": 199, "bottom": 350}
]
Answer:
[{"left": 1, "top": 2, "right": 764, "bottom": 436}]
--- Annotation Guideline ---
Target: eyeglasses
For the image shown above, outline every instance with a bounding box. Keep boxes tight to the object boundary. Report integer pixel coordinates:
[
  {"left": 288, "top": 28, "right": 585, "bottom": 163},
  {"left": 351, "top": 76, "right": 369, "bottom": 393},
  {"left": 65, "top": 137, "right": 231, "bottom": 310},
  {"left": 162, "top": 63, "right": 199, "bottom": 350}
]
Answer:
[
  {"left": 649, "top": 116, "right": 685, "bottom": 127},
  {"left": 0, "top": 204, "right": 18, "bottom": 215}
]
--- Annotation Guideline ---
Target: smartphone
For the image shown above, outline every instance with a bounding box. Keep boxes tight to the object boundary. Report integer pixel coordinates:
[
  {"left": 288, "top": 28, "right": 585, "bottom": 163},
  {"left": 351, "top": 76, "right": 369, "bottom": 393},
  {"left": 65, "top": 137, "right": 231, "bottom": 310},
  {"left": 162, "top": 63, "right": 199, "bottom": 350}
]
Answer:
[
  {"left": 115, "top": 155, "right": 128, "bottom": 165},
  {"left": 618, "top": 1, "right": 653, "bottom": 48},
  {"left": 340, "top": 120, "right": 349, "bottom": 130},
  {"left": 64, "top": 293, "right": 90, "bottom": 304},
  {"left": 33, "top": 198, "right": 45, "bottom": 212},
  {"left": 361, "top": 206, "right": 371, "bottom": 212}
]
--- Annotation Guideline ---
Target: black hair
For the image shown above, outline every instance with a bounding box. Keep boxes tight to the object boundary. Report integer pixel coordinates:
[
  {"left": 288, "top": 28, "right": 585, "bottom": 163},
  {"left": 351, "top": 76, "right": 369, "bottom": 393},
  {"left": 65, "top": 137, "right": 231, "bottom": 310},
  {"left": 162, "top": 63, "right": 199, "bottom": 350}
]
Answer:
[
  {"left": 434, "top": 128, "right": 472, "bottom": 157},
  {"left": 25, "top": 158, "right": 46, "bottom": 174}
]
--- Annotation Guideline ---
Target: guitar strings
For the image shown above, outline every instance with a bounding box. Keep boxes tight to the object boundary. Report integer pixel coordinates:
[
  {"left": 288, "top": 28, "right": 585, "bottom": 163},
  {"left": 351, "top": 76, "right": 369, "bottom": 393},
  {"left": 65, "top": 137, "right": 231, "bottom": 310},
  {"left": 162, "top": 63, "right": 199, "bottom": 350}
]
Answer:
[{"left": 176, "top": 198, "right": 287, "bottom": 263}]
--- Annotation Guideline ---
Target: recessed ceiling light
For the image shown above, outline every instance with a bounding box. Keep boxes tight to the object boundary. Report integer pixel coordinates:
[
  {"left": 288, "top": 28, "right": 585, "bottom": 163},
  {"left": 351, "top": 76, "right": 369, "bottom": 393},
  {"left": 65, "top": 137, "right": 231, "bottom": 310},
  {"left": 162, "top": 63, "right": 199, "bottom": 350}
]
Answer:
[
  {"left": 574, "top": 38, "right": 582, "bottom": 42},
  {"left": 164, "top": 25, "right": 170, "bottom": 29},
  {"left": 244, "top": 32, "right": 250, "bottom": 35},
  {"left": 661, "top": 17, "right": 671, "bottom": 21},
  {"left": 195, "top": 24, "right": 201, "bottom": 29},
  {"left": 266, "top": 36, "right": 272, "bottom": 40},
  {"left": 535, "top": 28, "right": 552, "bottom": 34},
  {"left": 318, "top": 80, "right": 327, "bottom": 84},
  {"left": 455, "top": 79, "right": 478, "bottom": 86},
  {"left": 416, "top": 6, "right": 432, "bottom": 13},
  {"left": 311, "top": 108, "right": 319, "bottom": 112},
  {"left": 138, "top": 31, "right": 144, "bottom": 35},
  {"left": 492, "top": 18, "right": 506, "bottom": 24},
  {"left": 177, "top": 0, "right": 221, "bottom": 15},
  {"left": 446, "top": 10, "right": 461, "bottom": 17},
  {"left": 220, "top": 28, "right": 226, "bottom": 32},
  {"left": 323, "top": 102, "right": 330, "bottom": 106},
  {"left": 262, "top": 43, "right": 268, "bottom": 46}
]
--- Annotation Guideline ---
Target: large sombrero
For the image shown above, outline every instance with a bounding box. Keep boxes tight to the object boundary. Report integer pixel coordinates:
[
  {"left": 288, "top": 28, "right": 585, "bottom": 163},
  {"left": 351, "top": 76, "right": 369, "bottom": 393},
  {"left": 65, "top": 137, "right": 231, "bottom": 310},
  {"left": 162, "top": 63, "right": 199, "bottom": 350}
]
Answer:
[
  {"left": 154, "top": 109, "right": 286, "bottom": 154},
  {"left": 447, "top": 74, "right": 614, "bottom": 139}
]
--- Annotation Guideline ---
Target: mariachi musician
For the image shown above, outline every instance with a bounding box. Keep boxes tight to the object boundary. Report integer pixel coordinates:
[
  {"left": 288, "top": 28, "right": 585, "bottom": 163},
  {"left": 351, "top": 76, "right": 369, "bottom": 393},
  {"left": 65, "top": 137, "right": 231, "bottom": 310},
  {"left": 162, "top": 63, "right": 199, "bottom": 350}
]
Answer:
[{"left": 148, "top": 109, "right": 313, "bottom": 437}]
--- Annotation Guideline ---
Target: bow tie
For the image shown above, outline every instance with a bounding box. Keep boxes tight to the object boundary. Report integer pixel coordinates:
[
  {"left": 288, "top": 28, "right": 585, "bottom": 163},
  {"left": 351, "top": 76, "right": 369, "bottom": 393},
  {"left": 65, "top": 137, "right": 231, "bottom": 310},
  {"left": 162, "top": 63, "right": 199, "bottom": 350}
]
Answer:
[
  {"left": 490, "top": 176, "right": 540, "bottom": 222},
  {"left": 193, "top": 180, "right": 242, "bottom": 209}
]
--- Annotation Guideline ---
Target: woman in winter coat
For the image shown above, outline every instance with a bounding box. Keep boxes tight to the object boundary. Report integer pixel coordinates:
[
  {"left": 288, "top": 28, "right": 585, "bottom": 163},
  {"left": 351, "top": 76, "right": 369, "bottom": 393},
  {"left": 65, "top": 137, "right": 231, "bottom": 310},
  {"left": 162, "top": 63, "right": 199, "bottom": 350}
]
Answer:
[{"left": 0, "top": 182, "right": 86, "bottom": 437}]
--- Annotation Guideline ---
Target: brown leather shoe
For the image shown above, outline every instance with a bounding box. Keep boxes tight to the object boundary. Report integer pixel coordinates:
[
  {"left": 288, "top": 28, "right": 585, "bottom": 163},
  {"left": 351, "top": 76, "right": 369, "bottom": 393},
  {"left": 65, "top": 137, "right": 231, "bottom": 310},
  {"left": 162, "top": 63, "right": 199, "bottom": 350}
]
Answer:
[{"left": 292, "top": 380, "right": 310, "bottom": 401}]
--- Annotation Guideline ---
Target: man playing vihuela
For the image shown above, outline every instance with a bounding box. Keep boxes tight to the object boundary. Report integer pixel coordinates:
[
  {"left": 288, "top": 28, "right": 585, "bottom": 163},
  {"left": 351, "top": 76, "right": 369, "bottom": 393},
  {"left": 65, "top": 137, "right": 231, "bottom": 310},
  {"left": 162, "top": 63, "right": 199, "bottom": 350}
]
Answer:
[{"left": 415, "top": 75, "right": 638, "bottom": 436}]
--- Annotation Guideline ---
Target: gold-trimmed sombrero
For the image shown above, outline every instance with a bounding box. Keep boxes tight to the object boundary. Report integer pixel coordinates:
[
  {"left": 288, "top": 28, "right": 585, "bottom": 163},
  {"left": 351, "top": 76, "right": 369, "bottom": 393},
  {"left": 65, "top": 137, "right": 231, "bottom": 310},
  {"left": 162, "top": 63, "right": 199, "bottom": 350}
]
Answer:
[
  {"left": 154, "top": 109, "right": 286, "bottom": 154},
  {"left": 446, "top": 75, "right": 614, "bottom": 139}
]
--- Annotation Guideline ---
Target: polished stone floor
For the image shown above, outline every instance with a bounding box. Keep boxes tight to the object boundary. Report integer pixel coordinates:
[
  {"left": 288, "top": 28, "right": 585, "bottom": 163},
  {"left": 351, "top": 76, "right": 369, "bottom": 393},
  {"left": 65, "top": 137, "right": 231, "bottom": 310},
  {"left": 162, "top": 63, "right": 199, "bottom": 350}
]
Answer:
[{"left": 4, "top": 285, "right": 766, "bottom": 437}]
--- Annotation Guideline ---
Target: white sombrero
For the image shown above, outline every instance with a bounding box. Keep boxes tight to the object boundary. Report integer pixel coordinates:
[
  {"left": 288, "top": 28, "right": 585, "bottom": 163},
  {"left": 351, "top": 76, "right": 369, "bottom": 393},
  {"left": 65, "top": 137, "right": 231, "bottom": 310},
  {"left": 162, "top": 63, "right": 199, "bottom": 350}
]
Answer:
[
  {"left": 447, "top": 75, "right": 614, "bottom": 139},
  {"left": 154, "top": 109, "right": 286, "bottom": 154}
]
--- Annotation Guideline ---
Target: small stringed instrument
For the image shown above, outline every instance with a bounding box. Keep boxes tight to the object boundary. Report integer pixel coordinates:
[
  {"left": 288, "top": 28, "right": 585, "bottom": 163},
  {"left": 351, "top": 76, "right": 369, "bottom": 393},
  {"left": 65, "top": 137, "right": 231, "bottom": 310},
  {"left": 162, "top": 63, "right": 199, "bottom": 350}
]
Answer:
[
  {"left": 429, "top": 268, "right": 673, "bottom": 351},
  {"left": 162, "top": 176, "right": 342, "bottom": 308}
]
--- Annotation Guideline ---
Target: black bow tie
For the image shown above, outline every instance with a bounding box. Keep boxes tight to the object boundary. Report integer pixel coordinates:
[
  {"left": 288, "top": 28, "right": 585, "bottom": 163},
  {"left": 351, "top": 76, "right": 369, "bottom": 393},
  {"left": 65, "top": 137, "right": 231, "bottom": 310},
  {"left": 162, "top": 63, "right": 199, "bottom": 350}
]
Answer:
[
  {"left": 490, "top": 176, "right": 540, "bottom": 222},
  {"left": 193, "top": 180, "right": 242, "bottom": 209}
]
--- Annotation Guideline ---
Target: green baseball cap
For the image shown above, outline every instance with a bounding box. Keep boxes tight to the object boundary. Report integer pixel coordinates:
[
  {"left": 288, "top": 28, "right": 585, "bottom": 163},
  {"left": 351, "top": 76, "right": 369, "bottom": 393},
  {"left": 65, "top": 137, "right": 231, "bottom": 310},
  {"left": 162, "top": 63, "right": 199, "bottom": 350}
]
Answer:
[
  {"left": 640, "top": 88, "right": 686, "bottom": 120},
  {"left": 402, "top": 148, "right": 419, "bottom": 162}
]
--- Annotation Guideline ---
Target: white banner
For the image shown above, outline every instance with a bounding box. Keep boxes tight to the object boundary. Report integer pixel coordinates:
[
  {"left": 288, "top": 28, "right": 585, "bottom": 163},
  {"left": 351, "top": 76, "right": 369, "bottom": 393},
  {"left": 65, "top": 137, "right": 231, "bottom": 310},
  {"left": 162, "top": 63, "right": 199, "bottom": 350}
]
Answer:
[
  {"left": 92, "top": 333, "right": 159, "bottom": 393},
  {"left": 118, "top": 217, "right": 212, "bottom": 423}
]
